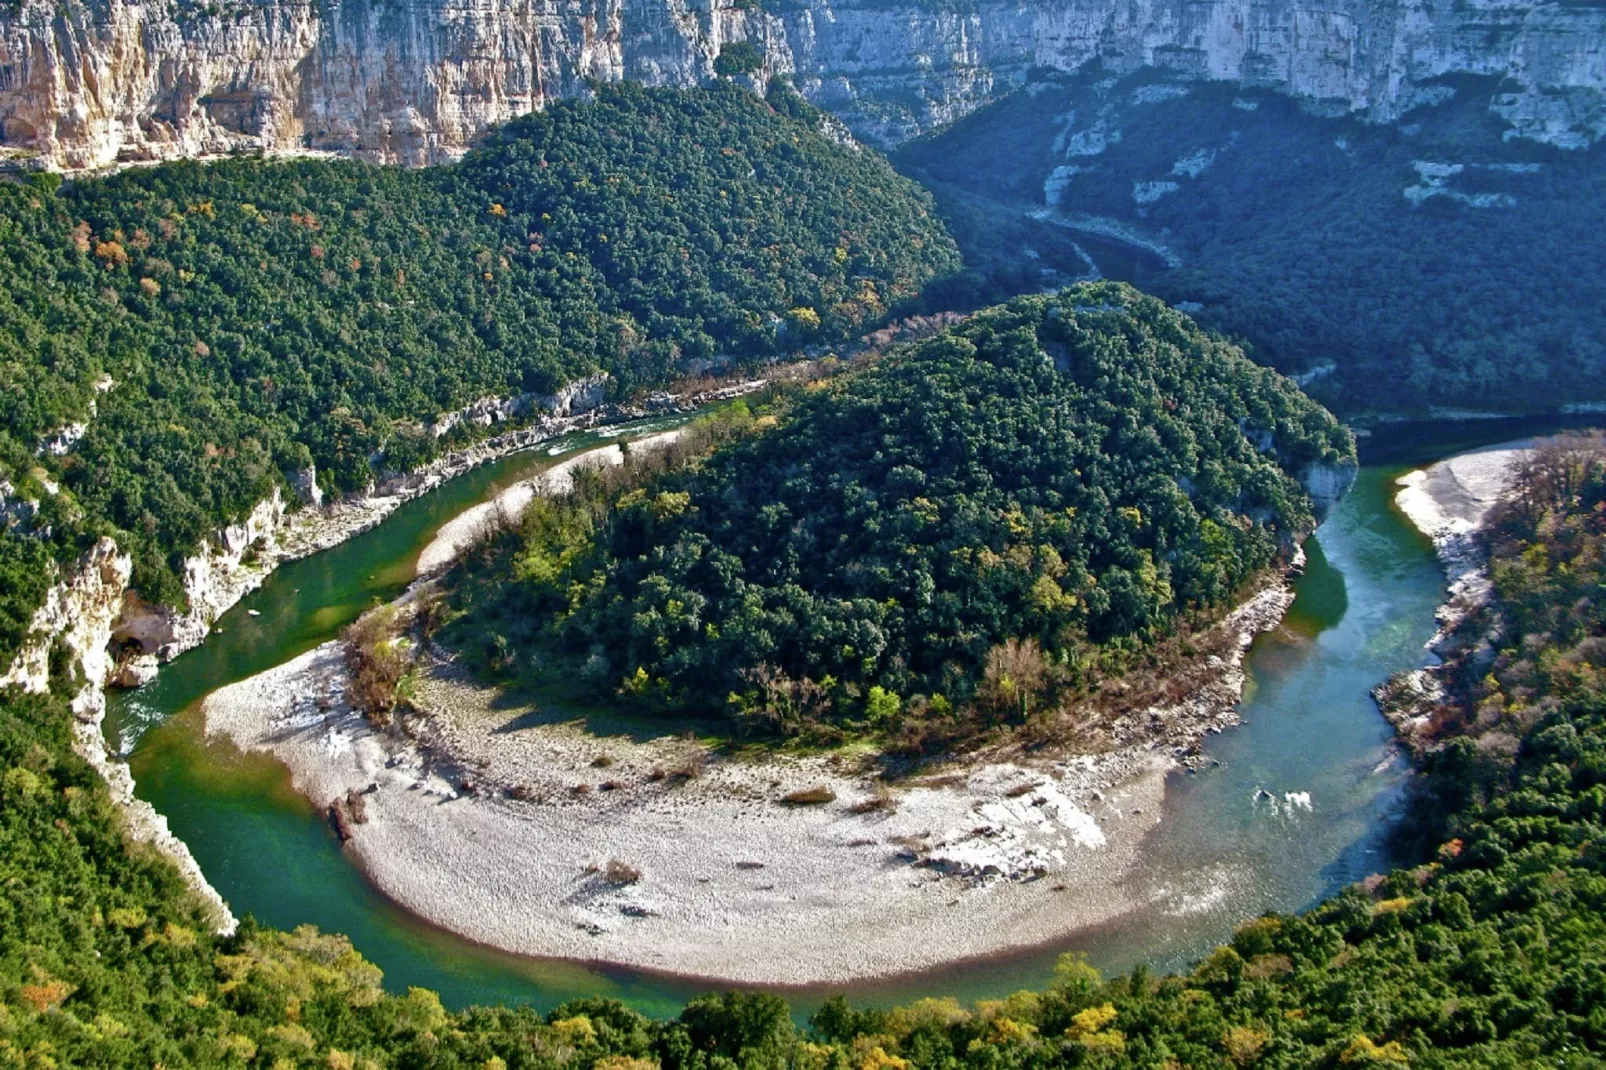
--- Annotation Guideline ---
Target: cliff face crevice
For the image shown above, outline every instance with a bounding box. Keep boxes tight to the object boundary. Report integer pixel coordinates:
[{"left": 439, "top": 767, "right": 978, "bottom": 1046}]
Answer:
[{"left": 2, "top": 0, "right": 1602, "bottom": 170}]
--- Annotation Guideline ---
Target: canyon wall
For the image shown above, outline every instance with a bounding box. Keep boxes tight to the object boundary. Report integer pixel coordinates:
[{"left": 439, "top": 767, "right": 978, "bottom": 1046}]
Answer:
[
  {"left": 0, "top": 375, "right": 627, "bottom": 928},
  {"left": 1, "top": 0, "right": 1602, "bottom": 170},
  {"left": 0, "top": 537, "right": 239, "bottom": 933}
]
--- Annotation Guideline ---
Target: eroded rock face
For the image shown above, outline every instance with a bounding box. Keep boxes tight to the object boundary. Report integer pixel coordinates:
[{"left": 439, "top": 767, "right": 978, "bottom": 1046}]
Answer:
[
  {"left": 0, "top": 537, "right": 238, "bottom": 933},
  {"left": 115, "top": 487, "right": 287, "bottom": 660},
  {"left": 1, "top": 0, "right": 1602, "bottom": 170},
  {"left": 1301, "top": 460, "right": 1359, "bottom": 524},
  {"left": 0, "top": 536, "right": 130, "bottom": 701}
]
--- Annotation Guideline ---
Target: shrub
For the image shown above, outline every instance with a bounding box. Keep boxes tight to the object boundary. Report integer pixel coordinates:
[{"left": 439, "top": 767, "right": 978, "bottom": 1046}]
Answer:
[
  {"left": 714, "top": 41, "right": 764, "bottom": 77},
  {"left": 848, "top": 784, "right": 896, "bottom": 813},
  {"left": 977, "top": 638, "right": 1049, "bottom": 721},
  {"left": 342, "top": 605, "right": 411, "bottom": 718},
  {"left": 781, "top": 786, "right": 836, "bottom": 806},
  {"left": 1223, "top": 1024, "right": 1272, "bottom": 1065},
  {"left": 668, "top": 746, "right": 707, "bottom": 781}
]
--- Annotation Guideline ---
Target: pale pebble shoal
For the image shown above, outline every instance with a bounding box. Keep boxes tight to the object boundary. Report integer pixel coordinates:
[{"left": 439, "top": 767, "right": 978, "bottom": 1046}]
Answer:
[
  {"left": 201, "top": 578, "right": 1294, "bottom": 985},
  {"left": 204, "top": 644, "right": 1166, "bottom": 986},
  {"left": 414, "top": 430, "right": 682, "bottom": 578}
]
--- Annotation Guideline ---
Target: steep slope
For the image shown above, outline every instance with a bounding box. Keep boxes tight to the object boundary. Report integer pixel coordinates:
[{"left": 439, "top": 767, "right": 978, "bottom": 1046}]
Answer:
[
  {"left": 0, "top": 81, "right": 958, "bottom": 657},
  {"left": 899, "top": 68, "right": 1606, "bottom": 417},
  {"left": 1, "top": 0, "right": 1603, "bottom": 169}
]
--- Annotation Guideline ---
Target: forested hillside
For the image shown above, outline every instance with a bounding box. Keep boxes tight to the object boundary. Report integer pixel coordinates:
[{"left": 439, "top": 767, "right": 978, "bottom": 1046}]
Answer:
[
  {"left": 5, "top": 56, "right": 1605, "bottom": 1069},
  {"left": 0, "top": 80, "right": 958, "bottom": 640},
  {"left": 435, "top": 284, "right": 1352, "bottom": 741},
  {"left": 898, "top": 69, "right": 1606, "bottom": 417},
  {"left": 3, "top": 435, "right": 1602, "bottom": 1067}
]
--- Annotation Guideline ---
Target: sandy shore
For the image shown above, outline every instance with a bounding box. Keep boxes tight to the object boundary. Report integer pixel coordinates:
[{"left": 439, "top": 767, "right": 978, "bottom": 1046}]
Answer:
[
  {"left": 1379, "top": 440, "right": 1534, "bottom": 749},
  {"left": 201, "top": 568, "right": 1294, "bottom": 984},
  {"left": 414, "top": 430, "right": 682, "bottom": 578},
  {"left": 1393, "top": 439, "right": 1532, "bottom": 609},
  {"left": 206, "top": 643, "right": 1166, "bottom": 984}
]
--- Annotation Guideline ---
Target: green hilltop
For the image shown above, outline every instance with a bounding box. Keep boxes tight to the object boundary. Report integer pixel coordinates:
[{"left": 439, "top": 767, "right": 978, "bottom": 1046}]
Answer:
[{"left": 435, "top": 284, "right": 1353, "bottom": 745}]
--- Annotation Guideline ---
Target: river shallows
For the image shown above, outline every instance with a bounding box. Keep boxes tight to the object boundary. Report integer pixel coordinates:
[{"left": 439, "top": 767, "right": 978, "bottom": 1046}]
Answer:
[{"left": 114, "top": 440, "right": 1443, "bottom": 1015}]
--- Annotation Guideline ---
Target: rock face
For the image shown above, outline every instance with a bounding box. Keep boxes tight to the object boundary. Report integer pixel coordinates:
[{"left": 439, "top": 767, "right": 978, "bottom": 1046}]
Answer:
[
  {"left": 0, "top": 536, "right": 130, "bottom": 701},
  {"left": 1301, "top": 460, "right": 1359, "bottom": 524},
  {"left": 115, "top": 486, "right": 288, "bottom": 660},
  {"left": 2, "top": 0, "right": 1602, "bottom": 170},
  {"left": 0, "top": 538, "right": 238, "bottom": 934},
  {"left": 429, "top": 374, "right": 608, "bottom": 440}
]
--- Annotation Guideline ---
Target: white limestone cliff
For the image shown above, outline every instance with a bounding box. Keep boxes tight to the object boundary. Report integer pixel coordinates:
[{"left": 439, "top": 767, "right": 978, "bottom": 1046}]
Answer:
[
  {"left": 115, "top": 487, "right": 289, "bottom": 660},
  {"left": 1, "top": 536, "right": 130, "bottom": 699},
  {"left": 0, "top": 538, "right": 238, "bottom": 933},
  {"left": 1301, "top": 459, "right": 1359, "bottom": 523},
  {"left": 2, "top": 0, "right": 1602, "bottom": 171}
]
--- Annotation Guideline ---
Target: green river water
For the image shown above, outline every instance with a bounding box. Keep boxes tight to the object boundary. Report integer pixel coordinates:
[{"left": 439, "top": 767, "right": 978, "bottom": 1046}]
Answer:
[{"left": 102, "top": 417, "right": 1559, "bottom": 1018}]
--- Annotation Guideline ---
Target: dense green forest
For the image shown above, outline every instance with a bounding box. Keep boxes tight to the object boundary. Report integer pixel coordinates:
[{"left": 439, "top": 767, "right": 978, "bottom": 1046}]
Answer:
[
  {"left": 434, "top": 284, "right": 1352, "bottom": 742},
  {"left": 897, "top": 68, "right": 1606, "bottom": 417},
  {"left": 0, "top": 79, "right": 958, "bottom": 648},
  {"left": 3, "top": 434, "right": 1603, "bottom": 1066},
  {"left": 6, "top": 63, "right": 1606, "bottom": 1068}
]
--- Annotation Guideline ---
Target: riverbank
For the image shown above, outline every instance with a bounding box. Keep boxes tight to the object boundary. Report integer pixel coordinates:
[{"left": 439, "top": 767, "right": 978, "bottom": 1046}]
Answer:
[
  {"left": 200, "top": 564, "right": 1296, "bottom": 985},
  {"left": 117, "top": 387, "right": 755, "bottom": 679},
  {"left": 1393, "top": 440, "right": 1532, "bottom": 615},
  {"left": 413, "top": 430, "right": 683, "bottom": 579},
  {"left": 1376, "top": 440, "right": 1534, "bottom": 750},
  {"left": 2, "top": 383, "right": 756, "bottom": 938}
]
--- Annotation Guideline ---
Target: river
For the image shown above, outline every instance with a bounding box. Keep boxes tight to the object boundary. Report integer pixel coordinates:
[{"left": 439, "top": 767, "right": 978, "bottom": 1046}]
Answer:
[{"left": 103, "top": 418, "right": 1532, "bottom": 1018}]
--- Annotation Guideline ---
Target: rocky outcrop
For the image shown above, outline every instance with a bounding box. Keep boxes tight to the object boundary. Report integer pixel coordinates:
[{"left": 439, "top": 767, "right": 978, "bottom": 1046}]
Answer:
[
  {"left": 0, "top": 538, "right": 237, "bottom": 933},
  {"left": 1, "top": 536, "right": 130, "bottom": 700},
  {"left": 2, "top": 0, "right": 1602, "bottom": 170},
  {"left": 1301, "top": 460, "right": 1359, "bottom": 523},
  {"left": 115, "top": 487, "right": 287, "bottom": 660},
  {"left": 544, "top": 373, "right": 609, "bottom": 418},
  {"left": 112, "top": 653, "right": 159, "bottom": 688},
  {"left": 429, "top": 374, "right": 608, "bottom": 440},
  {"left": 289, "top": 465, "right": 322, "bottom": 509}
]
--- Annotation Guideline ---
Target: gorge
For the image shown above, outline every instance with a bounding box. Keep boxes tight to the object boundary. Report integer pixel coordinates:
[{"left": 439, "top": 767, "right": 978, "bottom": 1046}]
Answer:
[
  {"left": 104, "top": 408, "right": 1569, "bottom": 1010},
  {"left": 3, "top": 0, "right": 1605, "bottom": 171},
  {"left": 2, "top": 3, "right": 1605, "bottom": 1058}
]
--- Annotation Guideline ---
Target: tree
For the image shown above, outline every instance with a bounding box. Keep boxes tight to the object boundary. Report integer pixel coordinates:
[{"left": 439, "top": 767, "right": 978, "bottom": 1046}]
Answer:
[
  {"left": 979, "top": 638, "right": 1049, "bottom": 721},
  {"left": 714, "top": 41, "right": 765, "bottom": 77}
]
